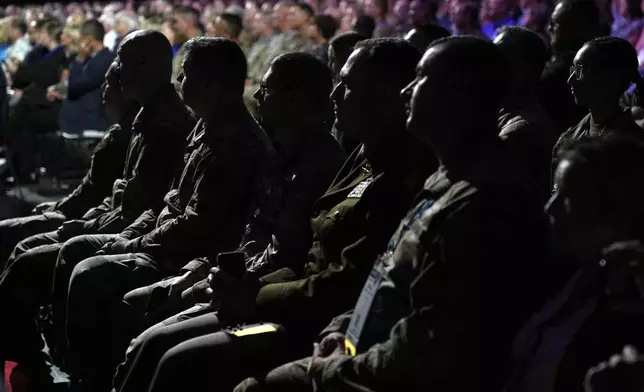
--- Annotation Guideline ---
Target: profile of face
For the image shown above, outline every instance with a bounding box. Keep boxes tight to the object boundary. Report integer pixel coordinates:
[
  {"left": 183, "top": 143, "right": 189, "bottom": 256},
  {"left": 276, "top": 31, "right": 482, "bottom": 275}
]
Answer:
[
  {"left": 180, "top": 58, "right": 207, "bottom": 116},
  {"left": 103, "top": 65, "right": 125, "bottom": 122},
  {"left": 567, "top": 44, "right": 610, "bottom": 108},
  {"left": 117, "top": 47, "right": 144, "bottom": 100},
  {"left": 549, "top": 3, "right": 570, "bottom": 52},
  {"left": 363, "top": 0, "right": 379, "bottom": 17},
  {"left": 288, "top": 6, "right": 309, "bottom": 30},
  {"left": 546, "top": 158, "right": 617, "bottom": 262},
  {"left": 253, "top": 65, "right": 292, "bottom": 146},
  {"left": 331, "top": 48, "right": 388, "bottom": 141}
]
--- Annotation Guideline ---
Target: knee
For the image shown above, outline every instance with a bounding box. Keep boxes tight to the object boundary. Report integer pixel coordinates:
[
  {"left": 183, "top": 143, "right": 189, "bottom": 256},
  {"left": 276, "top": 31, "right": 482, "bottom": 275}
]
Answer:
[
  {"left": 68, "top": 257, "right": 105, "bottom": 297},
  {"left": 58, "top": 235, "right": 90, "bottom": 269},
  {"left": 233, "top": 378, "right": 261, "bottom": 392}
]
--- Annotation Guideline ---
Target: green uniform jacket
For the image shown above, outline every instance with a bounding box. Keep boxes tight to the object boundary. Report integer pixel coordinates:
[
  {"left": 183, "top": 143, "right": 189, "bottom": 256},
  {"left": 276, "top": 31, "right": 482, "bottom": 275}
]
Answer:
[{"left": 254, "top": 144, "right": 432, "bottom": 341}]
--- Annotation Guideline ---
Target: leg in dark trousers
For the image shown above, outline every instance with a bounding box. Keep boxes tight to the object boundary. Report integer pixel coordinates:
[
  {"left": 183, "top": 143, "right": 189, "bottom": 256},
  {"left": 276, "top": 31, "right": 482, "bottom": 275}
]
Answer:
[
  {"left": 50, "top": 234, "right": 117, "bottom": 369},
  {"left": 0, "top": 239, "right": 66, "bottom": 383},
  {"left": 66, "top": 253, "right": 164, "bottom": 392},
  {"left": 0, "top": 212, "right": 66, "bottom": 267},
  {"left": 234, "top": 358, "right": 313, "bottom": 392},
  {"left": 146, "top": 323, "right": 290, "bottom": 392},
  {"left": 3, "top": 230, "right": 61, "bottom": 272}
]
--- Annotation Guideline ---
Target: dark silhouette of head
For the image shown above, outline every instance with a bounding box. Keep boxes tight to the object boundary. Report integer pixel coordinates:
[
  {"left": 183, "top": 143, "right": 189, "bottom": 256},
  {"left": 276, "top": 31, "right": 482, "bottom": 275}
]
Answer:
[
  {"left": 331, "top": 38, "right": 420, "bottom": 153},
  {"left": 328, "top": 31, "right": 367, "bottom": 83},
  {"left": 402, "top": 36, "right": 510, "bottom": 148},
  {"left": 353, "top": 14, "right": 376, "bottom": 37},
  {"left": 549, "top": 0, "right": 600, "bottom": 55},
  {"left": 180, "top": 37, "right": 247, "bottom": 120},
  {"left": 494, "top": 26, "right": 548, "bottom": 98},
  {"left": 118, "top": 29, "right": 173, "bottom": 103},
  {"left": 103, "top": 61, "right": 140, "bottom": 124},
  {"left": 312, "top": 14, "right": 339, "bottom": 42},
  {"left": 549, "top": 136, "right": 644, "bottom": 263},
  {"left": 254, "top": 52, "right": 333, "bottom": 150},
  {"left": 568, "top": 36, "right": 644, "bottom": 111},
  {"left": 404, "top": 23, "right": 450, "bottom": 52}
]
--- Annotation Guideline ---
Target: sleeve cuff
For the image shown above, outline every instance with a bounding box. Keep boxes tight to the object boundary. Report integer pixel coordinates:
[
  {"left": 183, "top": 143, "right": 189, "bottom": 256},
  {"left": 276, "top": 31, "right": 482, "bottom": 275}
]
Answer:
[{"left": 180, "top": 258, "right": 212, "bottom": 277}]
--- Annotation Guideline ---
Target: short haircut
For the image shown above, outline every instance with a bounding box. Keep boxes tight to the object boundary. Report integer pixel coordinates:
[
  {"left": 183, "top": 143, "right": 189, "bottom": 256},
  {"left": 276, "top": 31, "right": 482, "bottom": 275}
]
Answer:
[
  {"left": 330, "top": 31, "right": 367, "bottom": 59},
  {"left": 353, "top": 14, "right": 375, "bottom": 37},
  {"left": 557, "top": 0, "right": 600, "bottom": 29},
  {"left": 118, "top": 30, "right": 174, "bottom": 82},
  {"left": 294, "top": 2, "right": 315, "bottom": 18},
  {"left": 268, "top": 52, "right": 333, "bottom": 107},
  {"left": 425, "top": 36, "right": 510, "bottom": 114},
  {"left": 496, "top": 26, "right": 548, "bottom": 80},
  {"left": 353, "top": 38, "right": 421, "bottom": 88},
  {"left": 219, "top": 12, "right": 243, "bottom": 39},
  {"left": 81, "top": 18, "right": 106, "bottom": 41},
  {"left": 183, "top": 37, "right": 247, "bottom": 95},
  {"left": 8, "top": 17, "right": 27, "bottom": 34},
  {"left": 583, "top": 36, "right": 641, "bottom": 93},
  {"left": 418, "top": 23, "right": 451, "bottom": 43},
  {"left": 115, "top": 10, "right": 139, "bottom": 31},
  {"left": 43, "top": 19, "right": 63, "bottom": 42},
  {"left": 175, "top": 6, "right": 201, "bottom": 26},
  {"left": 314, "top": 15, "right": 338, "bottom": 40}
]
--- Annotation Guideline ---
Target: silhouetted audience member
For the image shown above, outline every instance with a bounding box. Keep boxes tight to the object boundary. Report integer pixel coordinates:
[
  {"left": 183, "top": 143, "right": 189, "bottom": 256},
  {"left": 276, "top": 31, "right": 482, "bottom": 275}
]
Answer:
[
  {"left": 0, "top": 30, "right": 195, "bottom": 391},
  {"left": 58, "top": 37, "right": 272, "bottom": 392},
  {"left": 353, "top": 14, "right": 376, "bottom": 37},
  {"left": 553, "top": 36, "right": 644, "bottom": 190},
  {"left": 327, "top": 31, "right": 368, "bottom": 154},
  {"left": 538, "top": 0, "right": 600, "bottom": 135},
  {"left": 507, "top": 136, "right": 644, "bottom": 392},
  {"left": 0, "top": 61, "right": 138, "bottom": 266},
  {"left": 235, "top": 35, "right": 549, "bottom": 392},
  {"left": 404, "top": 23, "right": 450, "bottom": 52},
  {"left": 113, "top": 38, "right": 436, "bottom": 392},
  {"left": 494, "top": 26, "right": 556, "bottom": 202},
  {"left": 309, "top": 15, "right": 339, "bottom": 63}
]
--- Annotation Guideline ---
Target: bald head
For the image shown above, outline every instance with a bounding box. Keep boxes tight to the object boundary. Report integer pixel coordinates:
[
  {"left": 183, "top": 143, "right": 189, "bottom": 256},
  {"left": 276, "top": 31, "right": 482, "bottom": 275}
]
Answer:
[{"left": 118, "top": 30, "right": 174, "bottom": 101}]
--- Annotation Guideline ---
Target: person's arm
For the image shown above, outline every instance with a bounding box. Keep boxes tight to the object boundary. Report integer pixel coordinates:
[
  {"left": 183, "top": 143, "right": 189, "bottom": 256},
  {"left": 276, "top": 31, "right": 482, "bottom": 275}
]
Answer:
[
  {"left": 66, "top": 51, "right": 114, "bottom": 100},
  {"left": 118, "top": 208, "right": 159, "bottom": 240},
  {"left": 54, "top": 125, "right": 129, "bottom": 218},
  {"left": 122, "top": 149, "right": 259, "bottom": 271},
  {"left": 84, "top": 135, "right": 183, "bottom": 234}
]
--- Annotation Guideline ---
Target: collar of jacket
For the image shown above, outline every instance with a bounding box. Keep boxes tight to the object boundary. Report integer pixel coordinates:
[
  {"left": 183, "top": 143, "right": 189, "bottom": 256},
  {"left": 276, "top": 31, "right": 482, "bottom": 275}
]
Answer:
[{"left": 131, "top": 84, "right": 182, "bottom": 133}]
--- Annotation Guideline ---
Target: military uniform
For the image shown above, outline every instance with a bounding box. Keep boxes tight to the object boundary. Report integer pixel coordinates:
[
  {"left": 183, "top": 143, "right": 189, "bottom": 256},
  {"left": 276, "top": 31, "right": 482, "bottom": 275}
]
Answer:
[
  {"left": 551, "top": 106, "right": 644, "bottom": 191},
  {"left": 244, "top": 32, "right": 313, "bottom": 116},
  {"left": 58, "top": 111, "right": 273, "bottom": 392},
  {"left": 0, "top": 121, "right": 133, "bottom": 265},
  {"left": 235, "top": 142, "right": 553, "bottom": 392},
  {"left": 0, "top": 85, "right": 194, "bottom": 381},
  {"left": 111, "top": 141, "right": 436, "bottom": 392},
  {"left": 498, "top": 97, "right": 558, "bottom": 203}
]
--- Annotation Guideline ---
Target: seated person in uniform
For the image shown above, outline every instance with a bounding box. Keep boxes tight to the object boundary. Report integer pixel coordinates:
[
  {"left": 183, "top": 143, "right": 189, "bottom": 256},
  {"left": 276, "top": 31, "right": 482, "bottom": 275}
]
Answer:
[
  {"left": 0, "top": 61, "right": 139, "bottom": 265},
  {"left": 112, "top": 38, "right": 438, "bottom": 392},
  {"left": 552, "top": 36, "right": 644, "bottom": 190},
  {"left": 55, "top": 37, "right": 273, "bottom": 392},
  {"left": 506, "top": 135, "right": 644, "bottom": 392},
  {"left": 0, "top": 30, "right": 195, "bottom": 391},
  {"left": 494, "top": 26, "right": 557, "bottom": 203},
  {"left": 235, "top": 35, "right": 552, "bottom": 392}
]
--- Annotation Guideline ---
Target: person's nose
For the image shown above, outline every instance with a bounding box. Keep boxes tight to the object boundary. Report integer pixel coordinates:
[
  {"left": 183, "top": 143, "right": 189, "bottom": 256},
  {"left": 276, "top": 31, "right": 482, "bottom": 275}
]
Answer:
[
  {"left": 330, "top": 81, "right": 343, "bottom": 105},
  {"left": 253, "top": 87, "right": 262, "bottom": 102},
  {"left": 400, "top": 80, "right": 415, "bottom": 102}
]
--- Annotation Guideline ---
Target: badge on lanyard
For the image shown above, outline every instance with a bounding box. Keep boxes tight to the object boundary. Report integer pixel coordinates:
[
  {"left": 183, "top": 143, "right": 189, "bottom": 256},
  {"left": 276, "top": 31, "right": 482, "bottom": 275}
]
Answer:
[
  {"left": 344, "top": 198, "right": 435, "bottom": 356},
  {"left": 345, "top": 259, "right": 384, "bottom": 356},
  {"left": 347, "top": 178, "right": 373, "bottom": 199}
]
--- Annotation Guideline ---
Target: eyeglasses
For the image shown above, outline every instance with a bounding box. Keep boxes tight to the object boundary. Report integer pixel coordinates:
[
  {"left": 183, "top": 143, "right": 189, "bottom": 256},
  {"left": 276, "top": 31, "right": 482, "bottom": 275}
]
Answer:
[{"left": 569, "top": 64, "right": 584, "bottom": 80}]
